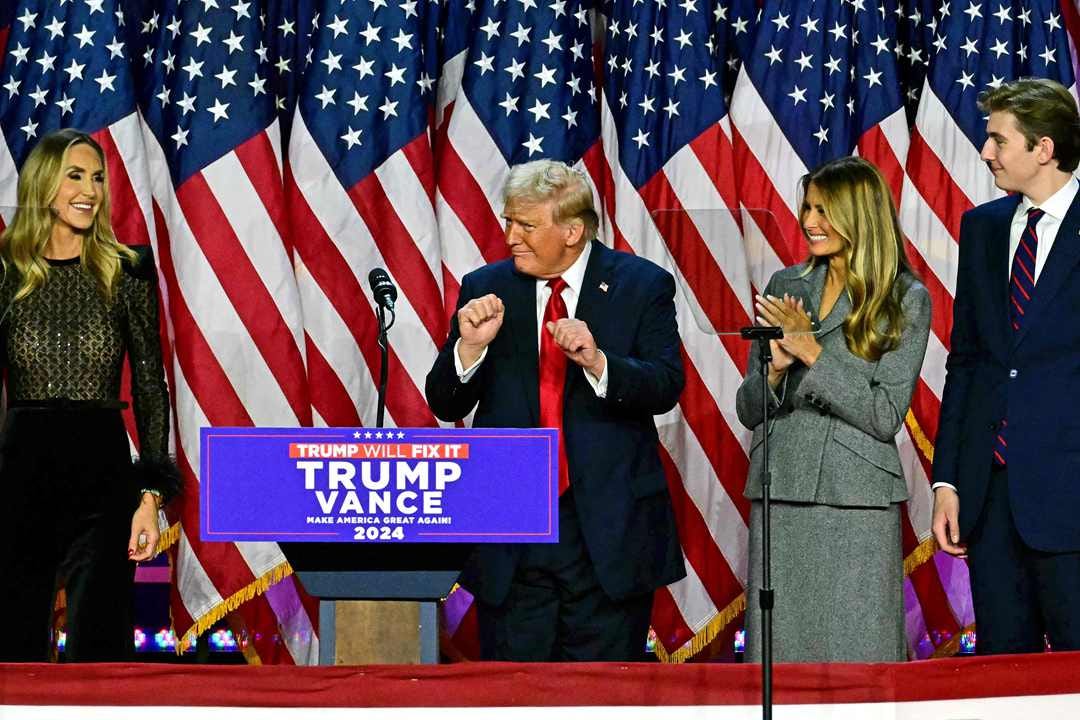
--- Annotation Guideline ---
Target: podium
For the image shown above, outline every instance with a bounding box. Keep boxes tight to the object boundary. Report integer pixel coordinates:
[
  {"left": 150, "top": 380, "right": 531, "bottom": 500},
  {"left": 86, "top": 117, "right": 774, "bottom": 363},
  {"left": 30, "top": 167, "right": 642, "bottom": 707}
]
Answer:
[
  {"left": 280, "top": 543, "right": 471, "bottom": 664},
  {"left": 200, "top": 426, "right": 561, "bottom": 665}
]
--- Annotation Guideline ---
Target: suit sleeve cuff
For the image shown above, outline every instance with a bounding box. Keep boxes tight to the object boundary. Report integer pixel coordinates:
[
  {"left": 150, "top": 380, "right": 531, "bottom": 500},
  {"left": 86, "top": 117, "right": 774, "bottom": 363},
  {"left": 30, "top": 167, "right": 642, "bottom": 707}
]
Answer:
[
  {"left": 582, "top": 351, "right": 608, "bottom": 398},
  {"left": 454, "top": 340, "right": 488, "bottom": 383}
]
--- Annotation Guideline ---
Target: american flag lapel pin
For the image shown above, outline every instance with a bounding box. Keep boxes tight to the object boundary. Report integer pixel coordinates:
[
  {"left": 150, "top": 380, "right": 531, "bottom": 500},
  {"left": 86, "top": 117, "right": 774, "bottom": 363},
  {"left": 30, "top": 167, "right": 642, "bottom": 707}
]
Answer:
[{"left": 599, "top": 281, "right": 609, "bottom": 293}]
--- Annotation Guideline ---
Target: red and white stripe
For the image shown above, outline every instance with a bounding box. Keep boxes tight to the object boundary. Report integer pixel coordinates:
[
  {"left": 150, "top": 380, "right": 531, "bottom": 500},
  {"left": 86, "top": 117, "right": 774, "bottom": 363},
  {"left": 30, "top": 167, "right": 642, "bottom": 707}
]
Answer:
[
  {"left": 595, "top": 85, "right": 754, "bottom": 656},
  {"left": 132, "top": 114, "right": 318, "bottom": 665},
  {"left": 285, "top": 111, "right": 443, "bottom": 431}
]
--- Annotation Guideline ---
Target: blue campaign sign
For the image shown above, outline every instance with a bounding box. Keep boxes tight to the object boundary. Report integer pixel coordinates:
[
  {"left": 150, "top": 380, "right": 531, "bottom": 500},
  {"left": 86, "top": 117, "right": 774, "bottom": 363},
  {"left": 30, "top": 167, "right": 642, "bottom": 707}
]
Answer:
[{"left": 200, "top": 427, "right": 559, "bottom": 543}]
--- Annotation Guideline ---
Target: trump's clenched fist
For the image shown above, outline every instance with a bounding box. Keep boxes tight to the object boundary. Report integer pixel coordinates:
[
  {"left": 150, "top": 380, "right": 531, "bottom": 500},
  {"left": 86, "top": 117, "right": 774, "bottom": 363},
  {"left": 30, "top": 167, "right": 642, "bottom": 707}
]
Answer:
[
  {"left": 457, "top": 293, "right": 504, "bottom": 367},
  {"left": 546, "top": 318, "right": 606, "bottom": 379}
]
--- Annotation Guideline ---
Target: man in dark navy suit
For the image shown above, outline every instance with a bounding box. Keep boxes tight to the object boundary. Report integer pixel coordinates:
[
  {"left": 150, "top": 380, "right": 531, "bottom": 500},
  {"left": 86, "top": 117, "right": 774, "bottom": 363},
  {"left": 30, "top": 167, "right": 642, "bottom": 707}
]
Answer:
[
  {"left": 426, "top": 160, "right": 685, "bottom": 661},
  {"left": 933, "top": 79, "right": 1080, "bottom": 654}
]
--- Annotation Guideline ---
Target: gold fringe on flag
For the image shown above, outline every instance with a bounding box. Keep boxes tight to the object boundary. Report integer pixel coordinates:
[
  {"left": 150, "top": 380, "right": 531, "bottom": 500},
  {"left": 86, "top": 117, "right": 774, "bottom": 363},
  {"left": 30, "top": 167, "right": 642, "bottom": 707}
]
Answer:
[
  {"left": 903, "top": 410, "right": 970, "bottom": 657},
  {"left": 905, "top": 408, "right": 935, "bottom": 464},
  {"left": 155, "top": 521, "right": 181, "bottom": 554},
  {"left": 654, "top": 593, "right": 746, "bottom": 663},
  {"left": 903, "top": 536, "right": 940, "bottom": 575},
  {"left": 175, "top": 560, "right": 294, "bottom": 654}
]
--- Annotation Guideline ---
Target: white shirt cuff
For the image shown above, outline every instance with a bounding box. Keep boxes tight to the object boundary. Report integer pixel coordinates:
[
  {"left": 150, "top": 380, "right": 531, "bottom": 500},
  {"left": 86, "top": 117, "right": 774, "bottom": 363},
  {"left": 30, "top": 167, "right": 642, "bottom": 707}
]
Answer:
[
  {"left": 582, "top": 351, "right": 608, "bottom": 398},
  {"left": 454, "top": 339, "right": 488, "bottom": 383},
  {"left": 930, "top": 482, "right": 957, "bottom": 493}
]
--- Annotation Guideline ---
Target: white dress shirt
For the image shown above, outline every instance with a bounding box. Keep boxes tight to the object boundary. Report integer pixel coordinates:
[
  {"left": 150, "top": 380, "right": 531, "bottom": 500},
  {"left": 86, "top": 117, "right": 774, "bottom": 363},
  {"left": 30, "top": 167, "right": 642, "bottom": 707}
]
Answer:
[
  {"left": 454, "top": 241, "right": 609, "bottom": 396},
  {"left": 1007, "top": 177, "right": 1080, "bottom": 283},
  {"left": 933, "top": 177, "right": 1080, "bottom": 494}
]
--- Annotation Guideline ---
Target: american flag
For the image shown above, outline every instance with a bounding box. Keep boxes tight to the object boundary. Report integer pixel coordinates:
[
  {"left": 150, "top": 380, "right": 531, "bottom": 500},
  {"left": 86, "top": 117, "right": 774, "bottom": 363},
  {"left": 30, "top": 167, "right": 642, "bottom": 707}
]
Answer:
[
  {"left": 595, "top": 0, "right": 754, "bottom": 659},
  {"left": 133, "top": 0, "right": 320, "bottom": 664},
  {"left": 2, "top": 0, "right": 1079, "bottom": 665},
  {"left": 435, "top": 0, "right": 601, "bottom": 297},
  {"left": 1, "top": 0, "right": 320, "bottom": 664},
  {"left": 898, "top": 0, "right": 1078, "bottom": 655},
  {"left": 287, "top": 0, "right": 444, "bottom": 433}
]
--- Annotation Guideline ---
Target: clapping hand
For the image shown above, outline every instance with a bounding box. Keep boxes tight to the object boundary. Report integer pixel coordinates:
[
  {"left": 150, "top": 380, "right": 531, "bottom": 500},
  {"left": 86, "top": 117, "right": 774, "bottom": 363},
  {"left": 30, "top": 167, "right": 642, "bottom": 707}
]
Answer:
[{"left": 755, "top": 293, "right": 822, "bottom": 367}]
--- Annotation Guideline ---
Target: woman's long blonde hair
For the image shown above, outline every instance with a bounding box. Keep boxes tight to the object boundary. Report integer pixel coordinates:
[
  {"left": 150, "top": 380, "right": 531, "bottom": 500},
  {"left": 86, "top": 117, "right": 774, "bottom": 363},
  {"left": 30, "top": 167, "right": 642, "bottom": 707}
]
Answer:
[
  {"left": 0, "top": 129, "right": 136, "bottom": 302},
  {"left": 800, "top": 157, "right": 915, "bottom": 362}
]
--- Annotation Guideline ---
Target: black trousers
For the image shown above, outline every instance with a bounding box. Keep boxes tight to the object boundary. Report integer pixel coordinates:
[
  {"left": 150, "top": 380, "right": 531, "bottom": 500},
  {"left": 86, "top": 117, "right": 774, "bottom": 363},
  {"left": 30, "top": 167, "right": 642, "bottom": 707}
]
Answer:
[
  {"left": 967, "top": 465, "right": 1080, "bottom": 654},
  {"left": 0, "top": 406, "right": 139, "bottom": 662},
  {"left": 477, "top": 492, "right": 653, "bottom": 662}
]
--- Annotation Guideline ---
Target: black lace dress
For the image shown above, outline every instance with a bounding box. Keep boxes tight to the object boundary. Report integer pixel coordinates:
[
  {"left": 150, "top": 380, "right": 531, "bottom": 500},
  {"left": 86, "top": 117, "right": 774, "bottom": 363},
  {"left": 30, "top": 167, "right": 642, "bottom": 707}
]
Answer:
[{"left": 0, "top": 248, "right": 177, "bottom": 661}]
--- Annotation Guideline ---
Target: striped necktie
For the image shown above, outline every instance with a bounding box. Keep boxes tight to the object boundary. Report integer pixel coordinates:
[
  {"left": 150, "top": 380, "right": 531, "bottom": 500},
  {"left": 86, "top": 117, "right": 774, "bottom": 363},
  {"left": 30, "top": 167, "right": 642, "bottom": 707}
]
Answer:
[{"left": 994, "top": 207, "right": 1045, "bottom": 466}]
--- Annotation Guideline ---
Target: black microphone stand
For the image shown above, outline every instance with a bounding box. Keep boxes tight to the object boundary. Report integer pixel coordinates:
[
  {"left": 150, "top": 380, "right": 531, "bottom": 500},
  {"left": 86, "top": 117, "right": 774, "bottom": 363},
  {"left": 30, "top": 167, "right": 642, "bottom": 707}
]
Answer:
[
  {"left": 740, "top": 324, "right": 783, "bottom": 720},
  {"left": 375, "top": 304, "right": 395, "bottom": 429}
]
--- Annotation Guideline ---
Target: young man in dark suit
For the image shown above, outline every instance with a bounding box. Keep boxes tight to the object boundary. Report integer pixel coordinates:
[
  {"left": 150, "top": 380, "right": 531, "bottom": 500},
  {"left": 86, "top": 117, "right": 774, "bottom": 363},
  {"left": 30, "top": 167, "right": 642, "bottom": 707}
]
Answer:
[
  {"left": 426, "top": 160, "right": 685, "bottom": 661},
  {"left": 933, "top": 79, "right": 1080, "bottom": 654}
]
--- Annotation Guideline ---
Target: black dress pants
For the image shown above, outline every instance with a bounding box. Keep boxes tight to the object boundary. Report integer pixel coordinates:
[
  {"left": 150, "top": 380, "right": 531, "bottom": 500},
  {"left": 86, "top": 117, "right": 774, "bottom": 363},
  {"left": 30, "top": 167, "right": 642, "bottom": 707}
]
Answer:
[
  {"left": 477, "top": 492, "right": 653, "bottom": 662},
  {"left": 967, "top": 465, "right": 1080, "bottom": 654},
  {"left": 0, "top": 406, "right": 138, "bottom": 662}
]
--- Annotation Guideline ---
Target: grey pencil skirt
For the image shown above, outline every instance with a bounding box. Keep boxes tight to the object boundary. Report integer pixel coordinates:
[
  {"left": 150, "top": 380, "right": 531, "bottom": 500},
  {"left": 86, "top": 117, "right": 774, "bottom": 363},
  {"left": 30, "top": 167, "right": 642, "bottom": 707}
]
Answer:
[{"left": 745, "top": 499, "right": 906, "bottom": 663}]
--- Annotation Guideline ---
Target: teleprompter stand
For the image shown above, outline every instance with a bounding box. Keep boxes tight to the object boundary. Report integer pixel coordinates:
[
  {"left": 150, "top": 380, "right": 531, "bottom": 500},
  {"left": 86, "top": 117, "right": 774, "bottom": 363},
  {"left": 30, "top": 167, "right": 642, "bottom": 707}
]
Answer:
[{"left": 741, "top": 324, "right": 783, "bottom": 720}]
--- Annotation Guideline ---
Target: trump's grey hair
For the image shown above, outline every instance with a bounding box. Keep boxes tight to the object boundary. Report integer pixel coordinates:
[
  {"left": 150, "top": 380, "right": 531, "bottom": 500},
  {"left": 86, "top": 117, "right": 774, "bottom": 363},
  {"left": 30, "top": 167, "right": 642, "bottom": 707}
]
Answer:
[{"left": 502, "top": 160, "right": 599, "bottom": 241}]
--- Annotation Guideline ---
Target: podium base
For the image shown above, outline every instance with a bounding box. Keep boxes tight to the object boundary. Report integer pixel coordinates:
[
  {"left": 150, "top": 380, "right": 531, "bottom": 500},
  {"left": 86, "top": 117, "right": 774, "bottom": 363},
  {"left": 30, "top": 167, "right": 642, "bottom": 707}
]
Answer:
[{"left": 318, "top": 600, "right": 439, "bottom": 665}]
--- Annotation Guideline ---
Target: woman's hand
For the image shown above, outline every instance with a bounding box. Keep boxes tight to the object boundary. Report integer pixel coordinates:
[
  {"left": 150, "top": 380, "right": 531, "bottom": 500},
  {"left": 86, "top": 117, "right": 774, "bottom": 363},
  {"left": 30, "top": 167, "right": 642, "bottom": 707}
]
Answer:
[
  {"left": 766, "top": 339, "right": 795, "bottom": 387},
  {"left": 756, "top": 293, "right": 822, "bottom": 367},
  {"left": 129, "top": 493, "right": 161, "bottom": 562}
]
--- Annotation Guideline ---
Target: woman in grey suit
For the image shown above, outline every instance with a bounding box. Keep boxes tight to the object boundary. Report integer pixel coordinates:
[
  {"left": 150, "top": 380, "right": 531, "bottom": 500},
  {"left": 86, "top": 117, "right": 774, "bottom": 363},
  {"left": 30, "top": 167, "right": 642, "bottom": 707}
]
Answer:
[{"left": 736, "top": 156, "right": 931, "bottom": 662}]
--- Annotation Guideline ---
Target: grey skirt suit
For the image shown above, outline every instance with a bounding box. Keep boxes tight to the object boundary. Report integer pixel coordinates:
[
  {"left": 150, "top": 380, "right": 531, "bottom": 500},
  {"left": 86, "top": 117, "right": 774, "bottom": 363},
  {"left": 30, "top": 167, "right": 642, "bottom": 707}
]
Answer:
[{"left": 735, "top": 262, "right": 931, "bottom": 662}]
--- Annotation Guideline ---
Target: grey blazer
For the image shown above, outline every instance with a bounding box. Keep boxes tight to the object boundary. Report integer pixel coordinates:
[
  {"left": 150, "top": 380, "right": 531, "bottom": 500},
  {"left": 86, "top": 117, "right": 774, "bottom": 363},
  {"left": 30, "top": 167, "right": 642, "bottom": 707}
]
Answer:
[{"left": 736, "top": 262, "right": 932, "bottom": 508}]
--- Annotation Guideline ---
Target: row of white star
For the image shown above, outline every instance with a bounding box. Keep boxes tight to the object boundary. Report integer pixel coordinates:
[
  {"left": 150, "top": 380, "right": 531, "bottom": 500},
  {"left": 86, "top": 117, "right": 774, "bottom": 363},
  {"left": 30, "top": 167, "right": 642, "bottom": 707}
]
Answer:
[
  {"left": 6, "top": 36, "right": 125, "bottom": 71},
  {"left": 11, "top": 100, "right": 236, "bottom": 145},
  {"left": 606, "top": 61, "right": 722, "bottom": 91},
  {"left": 492, "top": 92, "right": 591, "bottom": 124},
  {"left": 473, "top": 19, "right": 588, "bottom": 54},
  {"left": 608, "top": 21, "right": 703, "bottom": 50},
  {"left": 759, "top": 2, "right": 1054, "bottom": 36},
  {"left": 138, "top": 4, "right": 422, "bottom": 49},
  {"left": 13, "top": 2, "right": 111, "bottom": 33},
  {"left": 352, "top": 431, "right": 408, "bottom": 439},
  {"left": 472, "top": 56, "right": 590, "bottom": 88},
  {"left": 3, "top": 64, "right": 119, "bottom": 101}
]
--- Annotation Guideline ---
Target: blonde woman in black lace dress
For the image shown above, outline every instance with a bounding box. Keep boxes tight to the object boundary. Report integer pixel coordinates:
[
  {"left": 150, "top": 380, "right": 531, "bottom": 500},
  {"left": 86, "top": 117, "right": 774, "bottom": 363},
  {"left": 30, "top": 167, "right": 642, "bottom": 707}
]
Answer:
[{"left": 0, "top": 129, "right": 178, "bottom": 661}]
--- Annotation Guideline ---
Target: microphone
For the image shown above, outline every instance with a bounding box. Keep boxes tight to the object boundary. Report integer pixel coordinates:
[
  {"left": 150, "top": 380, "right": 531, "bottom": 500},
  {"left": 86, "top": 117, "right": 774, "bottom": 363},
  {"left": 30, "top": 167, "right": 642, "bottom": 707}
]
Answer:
[{"left": 368, "top": 268, "right": 398, "bottom": 311}]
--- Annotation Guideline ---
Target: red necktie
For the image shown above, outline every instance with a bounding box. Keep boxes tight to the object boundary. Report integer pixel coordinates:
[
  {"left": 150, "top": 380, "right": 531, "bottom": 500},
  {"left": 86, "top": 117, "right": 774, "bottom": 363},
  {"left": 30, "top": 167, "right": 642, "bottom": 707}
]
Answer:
[
  {"left": 540, "top": 277, "right": 570, "bottom": 495},
  {"left": 994, "top": 207, "right": 1045, "bottom": 466}
]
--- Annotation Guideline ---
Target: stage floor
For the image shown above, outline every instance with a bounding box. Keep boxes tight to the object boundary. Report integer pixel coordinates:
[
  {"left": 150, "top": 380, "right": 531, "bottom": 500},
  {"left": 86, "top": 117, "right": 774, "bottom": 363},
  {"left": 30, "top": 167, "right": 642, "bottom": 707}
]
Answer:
[{"left": 3, "top": 651, "right": 1080, "bottom": 718}]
